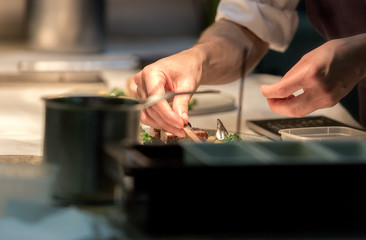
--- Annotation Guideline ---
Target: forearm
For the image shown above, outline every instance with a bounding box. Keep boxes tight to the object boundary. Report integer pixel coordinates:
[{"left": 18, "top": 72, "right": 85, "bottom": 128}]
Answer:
[
  {"left": 190, "top": 19, "right": 269, "bottom": 85},
  {"left": 330, "top": 33, "right": 366, "bottom": 85}
]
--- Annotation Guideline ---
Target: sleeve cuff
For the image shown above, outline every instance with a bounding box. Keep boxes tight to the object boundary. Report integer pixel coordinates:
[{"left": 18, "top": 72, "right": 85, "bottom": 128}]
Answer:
[{"left": 215, "top": 0, "right": 299, "bottom": 52}]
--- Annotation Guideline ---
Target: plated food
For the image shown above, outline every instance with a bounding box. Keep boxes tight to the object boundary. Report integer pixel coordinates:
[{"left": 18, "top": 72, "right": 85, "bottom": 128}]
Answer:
[
  {"left": 140, "top": 127, "right": 245, "bottom": 145},
  {"left": 99, "top": 87, "right": 267, "bottom": 144}
]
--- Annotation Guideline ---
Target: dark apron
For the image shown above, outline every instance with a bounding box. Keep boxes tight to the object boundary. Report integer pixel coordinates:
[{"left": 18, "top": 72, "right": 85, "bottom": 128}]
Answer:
[{"left": 305, "top": 0, "right": 366, "bottom": 127}]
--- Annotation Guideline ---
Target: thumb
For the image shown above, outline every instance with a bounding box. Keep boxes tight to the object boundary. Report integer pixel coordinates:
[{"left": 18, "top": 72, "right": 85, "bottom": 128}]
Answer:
[{"left": 172, "top": 95, "right": 190, "bottom": 124}]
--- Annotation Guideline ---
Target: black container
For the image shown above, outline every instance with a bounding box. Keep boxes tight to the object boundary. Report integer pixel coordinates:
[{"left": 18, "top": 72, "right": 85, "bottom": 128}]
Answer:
[{"left": 43, "top": 95, "right": 140, "bottom": 204}]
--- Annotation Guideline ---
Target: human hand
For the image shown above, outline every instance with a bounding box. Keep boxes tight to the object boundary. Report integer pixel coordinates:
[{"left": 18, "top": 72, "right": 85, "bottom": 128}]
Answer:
[
  {"left": 261, "top": 35, "right": 366, "bottom": 117},
  {"left": 134, "top": 49, "right": 203, "bottom": 137}
]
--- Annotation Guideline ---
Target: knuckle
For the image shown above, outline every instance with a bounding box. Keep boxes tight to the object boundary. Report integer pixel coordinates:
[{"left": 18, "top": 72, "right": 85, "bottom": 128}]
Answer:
[
  {"left": 308, "top": 65, "right": 327, "bottom": 82},
  {"left": 140, "top": 70, "right": 148, "bottom": 82},
  {"left": 133, "top": 71, "right": 142, "bottom": 85},
  {"left": 141, "top": 65, "right": 156, "bottom": 79},
  {"left": 136, "top": 66, "right": 152, "bottom": 82}
]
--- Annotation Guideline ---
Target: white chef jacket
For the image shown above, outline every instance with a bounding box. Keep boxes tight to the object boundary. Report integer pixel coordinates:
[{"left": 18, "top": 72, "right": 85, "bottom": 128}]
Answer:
[{"left": 216, "top": 0, "right": 300, "bottom": 52}]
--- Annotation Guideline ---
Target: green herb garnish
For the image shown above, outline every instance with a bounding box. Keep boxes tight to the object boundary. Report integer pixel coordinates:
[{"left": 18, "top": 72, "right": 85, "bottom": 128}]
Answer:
[
  {"left": 188, "top": 98, "right": 197, "bottom": 110},
  {"left": 109, "top": 88, "right": 125, "bottom": 97},
  {"left": 222, "top": 133, "right": 243, "bottom": 142},
  {"left": 140, "top": 129, "right": 163, "bottom": 144},
  {"left": 169, "top": 98, "right": 197, "bottom": 110}
]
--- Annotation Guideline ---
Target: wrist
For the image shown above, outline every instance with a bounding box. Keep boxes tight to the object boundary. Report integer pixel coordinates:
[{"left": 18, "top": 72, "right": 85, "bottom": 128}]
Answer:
[
  {"left": 191, "top": 34, "right": 248, "bottom": 85},
  {"left": 191, "top": 19, "right": 268, "bottom": 85},
  {"left": 189, "top": 41, "right": 216, "bottom": 85},
  {"left": 173, "top": 45, "right": 207, "bottom": 88}
]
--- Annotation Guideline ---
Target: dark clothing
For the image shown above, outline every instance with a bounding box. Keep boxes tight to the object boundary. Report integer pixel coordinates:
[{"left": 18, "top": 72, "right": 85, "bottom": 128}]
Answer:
[
  {"left": 305, "top": 0, "right": 366, "bottom": 127},
  {"left": 305, "top": 0, "right": 366, "bottom": 40}
]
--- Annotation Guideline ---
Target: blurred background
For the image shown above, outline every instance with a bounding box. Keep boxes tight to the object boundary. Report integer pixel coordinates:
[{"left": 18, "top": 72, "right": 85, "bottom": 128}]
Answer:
[{"left": 0, "top": 0, "right": 325, "bottom": 75}]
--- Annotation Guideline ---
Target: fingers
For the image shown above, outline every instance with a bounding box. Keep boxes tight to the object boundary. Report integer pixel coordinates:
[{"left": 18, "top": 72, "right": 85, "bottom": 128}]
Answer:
[
  {"left": 138, "top": 94, "right": 186, "bottom": 137},
  {"left": 172, "top": 94, "right": 191, "bottom": 124},
  {"left": 261, "top": 81, "right": 304, "bottom": 99},
  {"left": 140, "top": 108, "right": 186, "bottom": 138},
  {"left": 125, "top": 77, "right": 138, "bottom": 98},
  {"left": 261, "top": 63, "right": 309, "bottom": 99},
  {"left": 261, "top": 71, "right": 310, "bottom": 117},
  {"left": 264, "top": 84, "right": 336, "bottom": 117},
  {"left": 134, "top": 67, "right": 187, "bottom": 137},
  {"left": 265, "top": 94, "right": 311, "bottom": 117},
  {"left": 147, "top": 100, "right": 186, "bottom": 136},
  {"left": 141, "top": 94, "right": 191, "bottom": 137}
]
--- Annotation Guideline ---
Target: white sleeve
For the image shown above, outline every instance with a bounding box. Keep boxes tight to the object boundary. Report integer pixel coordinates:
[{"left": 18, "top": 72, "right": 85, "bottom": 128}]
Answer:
[{"left": 215, "top": 0, "right": 300, "bottom": 52}]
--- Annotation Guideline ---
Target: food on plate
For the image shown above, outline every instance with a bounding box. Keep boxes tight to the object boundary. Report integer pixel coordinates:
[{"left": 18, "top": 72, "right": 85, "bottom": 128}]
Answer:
[
  {"left": 98, "top": 87, "right": 125, "bottom": 97},
  {"left": 140, "top": 128, "right": 243, "bottom": 144},
  {"left": 141, "top": 129, "right": 163, "bottom": 144},
  {"left": 188, "top": 98, "right": 197, "bottom": 110},
  {"left": 222, "top": 133, "right": 243, "bottom": 142},
  {"left": 149, "top": 127, "right": 161, "bottom": 139},
  {"left": 206, "top": 133, "right": 243, "bottom": 143},
  {"left": 98, "top": 78, "right": 137, "bottom": 98},
  {"left": 140, "top": 127, "right": 208, "bottom": 144},
  {"left": 162, "top": 127, "right": 208, "bottom": 144},
  {"left": 107, "top": 87, "right": 125, "bottom": 97}
]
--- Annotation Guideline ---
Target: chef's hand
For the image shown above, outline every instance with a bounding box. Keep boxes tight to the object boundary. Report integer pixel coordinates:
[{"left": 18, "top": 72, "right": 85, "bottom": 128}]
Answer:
[
  {"left": 134, "top": 19, "right": 269, "bottom": 136},
  {"left": 261, "top": 34, "right": 366, "bottom": 117},
  {"left": 134, "top": 49, "right": 203, "bottom": 137}
]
